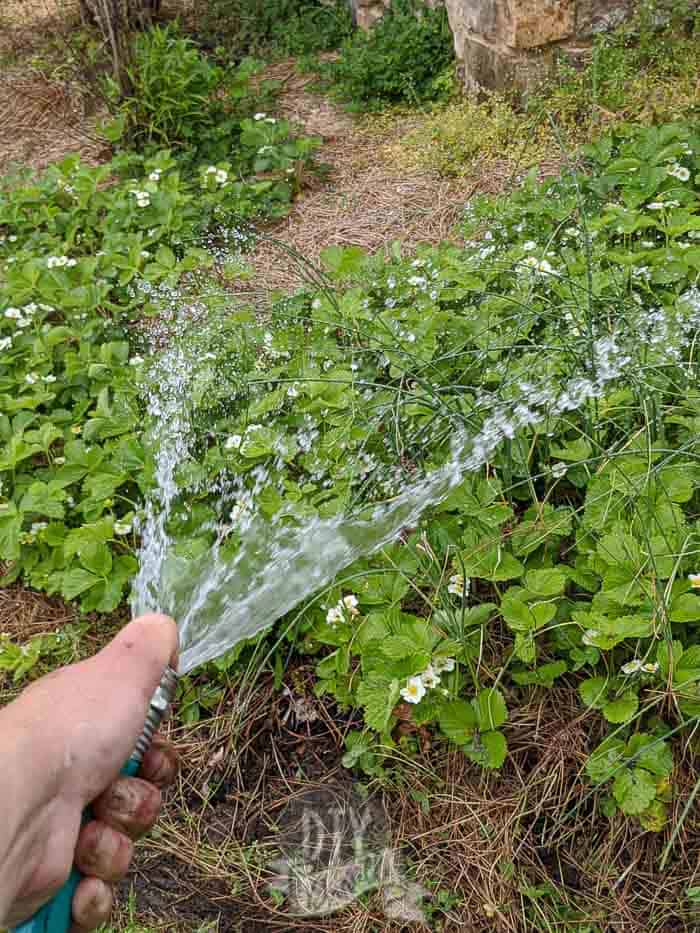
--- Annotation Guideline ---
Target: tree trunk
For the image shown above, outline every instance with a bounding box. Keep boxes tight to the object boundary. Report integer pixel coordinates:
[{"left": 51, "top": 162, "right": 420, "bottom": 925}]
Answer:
[{"left": 80, "top": 0, "right": 163, "bottom": 97}]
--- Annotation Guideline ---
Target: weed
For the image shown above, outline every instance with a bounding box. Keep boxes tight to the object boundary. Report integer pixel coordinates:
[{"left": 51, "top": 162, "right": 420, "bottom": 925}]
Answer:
[
  {"left": 193, "top": 0, "right": 353, "bottom": 62},
  {"left": 319, "top": 0, "right": 454, "bottom": 109}
]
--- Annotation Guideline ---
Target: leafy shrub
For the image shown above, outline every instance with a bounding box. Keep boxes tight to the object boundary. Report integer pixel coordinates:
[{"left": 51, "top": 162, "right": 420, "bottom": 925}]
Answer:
[
  {"left": 322, "top": 0, "right": 454, "bottom": 108},
  {"left": 142, "top": 120, "right": 700, "bottom": 825},
  {"left": 193, "top": 0, "right": 354, "bottom": 61},
  {"left": 105, "top": 25, "right": 297, "bottom": 169}
]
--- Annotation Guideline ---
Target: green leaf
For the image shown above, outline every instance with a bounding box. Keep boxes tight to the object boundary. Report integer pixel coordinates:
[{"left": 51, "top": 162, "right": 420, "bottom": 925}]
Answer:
[
  {"left": 514, "top": 632, "right": 536, "bottom": 663},
  {"left": 465, "top": 730, "right": 507, "bottom": 769},
  {"left": 586, "top": 737, "right": 626, "bottom": 783},
  {"left": 460, "top": 531, "right": 524, "bottom": 581},
  {"left": 461, "top": 603, "right": 497, "bottom": 627},
  {"left": 155, "top": 245, "right": 177, "bottom": 270},
  {"left": 79, "top": 541, "right": 112, "bottom": 577},
  {"left": 342, "top": 731, "right": 374, "bottom": 768},
  {"left": 524, "top": 568, "right": 567, "bottom": 597},
  {"left": 626, "top": 734, "right": 673, "bottom": 777},
  {"left": 603, "top": 690, "right": 639, "bottom": 724},
  {"left": 61, "top": 567, "right": 101, "bottom": 599},
  {"left": 574, "top": 611, "right": 653, "bottom": 649},
  {"left": 473, "top": 688, "right": 508, "bottom": 730},
  {"left": 0, "top": 506, "right": 22, "bottom": 560},
  {"left": 512, "top": 661, "right": 567, "bottom": 687},
  {"left": 579, "top": 676, "right": 608, "bottom": 710},
  {"left": 356, "top": 676, "right": 400, "bottom": 734},
  {"left": 355, "top": 613, "right": 390, "bottom": 650},
  {"left": 638, "top": 799, "right": 667, "bottom": 832},
  {"left": 438, "top": 699, "right": 477, "bottom": 744},
  {"left": 381, "top": 635, "right": 418, "bottom": 660},
  {"left": 550, "top": 436, "right": 592, "bottom": 462},
  {"left": 669, "top": 594, "right": 700, "bottom": 623},
  {"left": 20, "top": 482, "right": 66, "bottom": 519},
  {"left": 500, "top": 594, "right": 534, "bottom": 631},
  {"left": 612, "top": 768, "right": 657, "bottom": 816},
  {"left": 320, "top": 245, "right": 367, "bottom": 279}
]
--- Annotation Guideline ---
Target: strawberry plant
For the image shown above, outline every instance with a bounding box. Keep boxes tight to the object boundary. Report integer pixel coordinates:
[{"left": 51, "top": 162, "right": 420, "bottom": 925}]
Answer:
[{"left": 2, "top": 115, "right": 700, "bottom": 836}]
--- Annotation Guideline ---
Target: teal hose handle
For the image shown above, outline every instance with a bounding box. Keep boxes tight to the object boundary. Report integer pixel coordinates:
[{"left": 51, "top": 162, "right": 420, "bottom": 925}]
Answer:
[{"left": 11, "top": 667, "right": 178, "bottom": 933}]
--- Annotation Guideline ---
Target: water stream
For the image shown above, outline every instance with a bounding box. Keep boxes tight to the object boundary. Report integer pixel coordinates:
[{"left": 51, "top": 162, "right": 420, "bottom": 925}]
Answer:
[{"left": 131, "top": 316, "right": 631, "bottom": 675}]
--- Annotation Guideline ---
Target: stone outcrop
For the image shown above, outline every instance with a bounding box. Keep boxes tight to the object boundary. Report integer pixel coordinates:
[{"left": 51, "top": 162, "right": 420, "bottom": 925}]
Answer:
[
  {"left": 445, "top": 0, "right": 635, "bottom": 94},
  {"left": 349, "top": 0, "right": 645, "bottom": 92},
  {"left": 349, "top": 0, "right": 700, "bottom": 94}
]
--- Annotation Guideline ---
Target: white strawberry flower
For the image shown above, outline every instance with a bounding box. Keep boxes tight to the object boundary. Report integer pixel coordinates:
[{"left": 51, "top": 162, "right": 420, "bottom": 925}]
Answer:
[
  {"left": 342, "top": 594, "right": 359, "bottom": 615},
  {"left": 224, "top": 434, "right": 242, "bottom": 450},
  {"left": 688, "top": 573, "right": 700, "bottom": 588},
  {"left": 448, "top": 573, "right": 469, "bottom": 597},
  {"left": 400, "top": 676, "right": 426, "bottom": 704},
  {"left": 432, "top": 657, "right": 456, "bottom": 674},
  {"left": 668, "top": 163, "right": 690, "bottom": 182},
  {"left": 420, "top": 666, "right": 441, "bottom": 688},
  {"left": 326, "top": 605, "right": 343, "bottom": 626}
]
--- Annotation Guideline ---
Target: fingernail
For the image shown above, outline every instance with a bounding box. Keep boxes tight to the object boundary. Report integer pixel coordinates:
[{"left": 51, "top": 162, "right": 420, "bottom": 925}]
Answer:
[{"left": 109, "top": 780, "right": 138, "bottom": 815}]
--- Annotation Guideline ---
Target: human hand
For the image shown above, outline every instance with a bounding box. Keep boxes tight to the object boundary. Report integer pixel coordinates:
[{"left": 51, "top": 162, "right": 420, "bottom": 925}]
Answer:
[{"left": 0, "top": 614, "right": 179, "bottom": 931}]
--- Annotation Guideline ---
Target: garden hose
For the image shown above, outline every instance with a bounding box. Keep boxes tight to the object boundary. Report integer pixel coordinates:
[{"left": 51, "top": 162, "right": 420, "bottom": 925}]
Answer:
[{"left": 11, "top": 665, "right": 179, "bottom": 933}]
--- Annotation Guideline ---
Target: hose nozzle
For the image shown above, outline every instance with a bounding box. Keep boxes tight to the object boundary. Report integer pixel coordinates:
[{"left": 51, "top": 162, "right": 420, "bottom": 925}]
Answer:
[{"left": 130, "top": 664, "right": 178, "bottom": 767}]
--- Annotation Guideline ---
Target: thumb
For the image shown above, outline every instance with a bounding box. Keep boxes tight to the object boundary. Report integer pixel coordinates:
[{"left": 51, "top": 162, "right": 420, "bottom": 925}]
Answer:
[
  {"left": 19, "top": 613, "right": 178, "bottom": 805},
  {"left": 74, "top": 613, "right": 179, "bottom": 801}
]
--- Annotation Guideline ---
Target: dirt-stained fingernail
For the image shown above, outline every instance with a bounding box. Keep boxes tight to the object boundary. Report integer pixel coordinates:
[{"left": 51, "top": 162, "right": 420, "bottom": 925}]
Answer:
[{"left": 107, "top": 778, "right": 139, "bottom": 815}]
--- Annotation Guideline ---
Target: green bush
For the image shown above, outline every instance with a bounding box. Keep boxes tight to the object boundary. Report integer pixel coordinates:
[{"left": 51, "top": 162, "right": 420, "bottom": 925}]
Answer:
[
  {"left": 193, "top": 0, "right": 354, "bottom": 61},
  {"left": 322, "top": 0, "right": 454, "bottom": 108}
]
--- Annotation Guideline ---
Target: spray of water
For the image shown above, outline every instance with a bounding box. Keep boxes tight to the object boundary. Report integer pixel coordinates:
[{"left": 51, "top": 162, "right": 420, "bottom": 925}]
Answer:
[{"left": 132, "top": 319, "right": 632, "bottom": 675}]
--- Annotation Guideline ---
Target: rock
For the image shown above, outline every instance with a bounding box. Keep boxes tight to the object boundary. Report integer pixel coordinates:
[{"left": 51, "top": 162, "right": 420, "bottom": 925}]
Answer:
[{"left": 350, "top": 0, "right": 698, "bottom": 96}]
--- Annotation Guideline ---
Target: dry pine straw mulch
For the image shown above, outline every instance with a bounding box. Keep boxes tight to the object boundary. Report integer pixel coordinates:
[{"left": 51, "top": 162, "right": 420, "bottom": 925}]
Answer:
[
  {"left": 225, "top": 61, "right": 484, "bottom": 302},
  {"left": 115, "top": 665, "right": 700, "bottom": 933},
  {"left": 2, "top": 584, "right": 699, "bottom": 931}
]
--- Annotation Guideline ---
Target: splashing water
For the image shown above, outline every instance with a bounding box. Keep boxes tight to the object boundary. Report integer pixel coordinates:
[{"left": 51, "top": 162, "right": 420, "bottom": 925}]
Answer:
[{"left": 130, "top": 319, "right": 635, "bottom": 676}]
